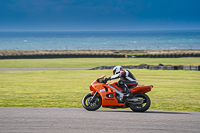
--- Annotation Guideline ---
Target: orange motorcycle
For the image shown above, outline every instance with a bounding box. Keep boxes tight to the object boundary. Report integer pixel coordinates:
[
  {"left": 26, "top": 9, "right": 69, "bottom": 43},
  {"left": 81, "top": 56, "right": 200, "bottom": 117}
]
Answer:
[{"left": 82, "top": 75, "right": 153, "bottom": 112}]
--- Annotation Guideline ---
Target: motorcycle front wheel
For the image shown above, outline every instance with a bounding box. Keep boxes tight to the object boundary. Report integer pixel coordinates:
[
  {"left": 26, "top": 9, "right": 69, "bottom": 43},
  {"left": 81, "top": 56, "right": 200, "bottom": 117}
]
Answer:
[
  {"left": 129, "top": 93, "right": 151, "bottom": 112},
  {"left": 82, "top": 93, "right": 102, "bottom": 111}
]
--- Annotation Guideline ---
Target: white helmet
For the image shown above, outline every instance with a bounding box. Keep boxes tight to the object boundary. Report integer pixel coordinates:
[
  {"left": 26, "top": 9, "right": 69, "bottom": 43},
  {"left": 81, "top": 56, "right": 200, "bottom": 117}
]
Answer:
[{"left": 113, "top": 66, "right": 123, "bottom": 75}]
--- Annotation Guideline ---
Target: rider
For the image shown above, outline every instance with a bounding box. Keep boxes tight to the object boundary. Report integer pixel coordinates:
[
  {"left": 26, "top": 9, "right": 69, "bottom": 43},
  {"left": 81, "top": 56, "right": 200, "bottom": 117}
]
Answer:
[{"left": 104, "top": 66, "right": 138, "bottom": 98}]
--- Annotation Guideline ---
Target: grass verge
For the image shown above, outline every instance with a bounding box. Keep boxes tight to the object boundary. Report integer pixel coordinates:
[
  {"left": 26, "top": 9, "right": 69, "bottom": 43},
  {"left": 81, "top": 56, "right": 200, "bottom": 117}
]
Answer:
[
  {"left": 0, "top": 69, "right": 199, "bottom": 112},
  {"left": 0, "top": 57, "right": 200, "bottom": 68}
]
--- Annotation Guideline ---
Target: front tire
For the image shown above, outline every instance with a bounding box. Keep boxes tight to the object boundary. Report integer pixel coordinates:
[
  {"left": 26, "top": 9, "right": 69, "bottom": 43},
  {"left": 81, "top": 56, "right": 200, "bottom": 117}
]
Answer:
[
  {"left": 82, "top": 93, "right": 102, "bottom": 111},
  {"left": 129, "top": 93, "right": 151, "bottom": 112}
]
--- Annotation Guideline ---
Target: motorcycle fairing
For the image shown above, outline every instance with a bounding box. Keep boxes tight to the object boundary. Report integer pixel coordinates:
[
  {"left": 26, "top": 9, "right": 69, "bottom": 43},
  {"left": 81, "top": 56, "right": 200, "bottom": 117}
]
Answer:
[{"left": 90, "top": 82, "right": 124, "bottom": 107}]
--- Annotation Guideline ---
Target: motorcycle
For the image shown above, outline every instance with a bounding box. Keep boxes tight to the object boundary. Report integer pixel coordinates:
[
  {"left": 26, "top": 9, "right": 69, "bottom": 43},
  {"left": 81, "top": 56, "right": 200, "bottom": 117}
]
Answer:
[{"left": 82, "top": 75, "right": 153, "bottom": 112}]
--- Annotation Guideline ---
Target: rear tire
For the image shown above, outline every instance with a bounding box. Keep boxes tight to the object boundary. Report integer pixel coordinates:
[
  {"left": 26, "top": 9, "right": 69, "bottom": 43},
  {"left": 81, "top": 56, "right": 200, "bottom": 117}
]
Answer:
[
  {"left": 82, "top": 93, "right": 102, "bottom": 111},
  {"left": 129, "top": 93, "right": 151, "bottom": 112}
]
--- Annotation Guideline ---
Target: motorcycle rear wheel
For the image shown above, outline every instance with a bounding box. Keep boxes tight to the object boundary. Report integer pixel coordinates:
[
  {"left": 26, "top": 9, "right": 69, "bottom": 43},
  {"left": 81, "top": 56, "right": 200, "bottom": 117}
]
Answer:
[
  {"left": 82, "top": 93, "right": 102, "bottom": 111},
  {"left": 129, "top": 93, "right": 151, "bottom": 112}
]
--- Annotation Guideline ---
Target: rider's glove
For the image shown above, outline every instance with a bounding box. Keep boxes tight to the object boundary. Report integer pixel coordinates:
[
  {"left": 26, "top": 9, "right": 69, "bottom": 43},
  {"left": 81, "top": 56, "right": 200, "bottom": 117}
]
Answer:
[
  {"left": 104, "top": 78, "right": 108, "bottom": 82},
  {"left": 104, "top": 77, "right": 111, "bottom": 82}
]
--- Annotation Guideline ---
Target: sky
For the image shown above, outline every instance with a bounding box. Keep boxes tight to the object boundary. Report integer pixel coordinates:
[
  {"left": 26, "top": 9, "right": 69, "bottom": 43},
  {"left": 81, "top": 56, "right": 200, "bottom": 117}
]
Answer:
[{"left": 0, "top": 0, "right": 200, "bottom": 31}]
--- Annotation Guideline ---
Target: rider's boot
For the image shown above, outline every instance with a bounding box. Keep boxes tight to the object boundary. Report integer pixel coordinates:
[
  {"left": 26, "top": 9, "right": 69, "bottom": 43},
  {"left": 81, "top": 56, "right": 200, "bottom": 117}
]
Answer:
[{"left": 123, "top": 87, "right": 133, "bottom": 98}]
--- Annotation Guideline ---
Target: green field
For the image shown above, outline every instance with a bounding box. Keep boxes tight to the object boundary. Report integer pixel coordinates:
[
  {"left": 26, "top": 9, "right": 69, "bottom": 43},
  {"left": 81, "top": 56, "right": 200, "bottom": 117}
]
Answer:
[
  {"left": 0, "top": 57, "right": 200, "bottom": 112},
  {"left": 0, "top": 57, "right": 200, "bottom": 68},
  {"left": 0, "top": 69, "right": 199, "bottom": 112}
]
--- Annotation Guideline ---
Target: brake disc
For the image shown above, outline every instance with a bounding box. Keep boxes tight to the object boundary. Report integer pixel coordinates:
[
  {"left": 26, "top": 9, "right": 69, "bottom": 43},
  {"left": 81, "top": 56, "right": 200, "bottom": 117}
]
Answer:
[{"left": 87, "top": 97, "right": 97, "bottom": 106}]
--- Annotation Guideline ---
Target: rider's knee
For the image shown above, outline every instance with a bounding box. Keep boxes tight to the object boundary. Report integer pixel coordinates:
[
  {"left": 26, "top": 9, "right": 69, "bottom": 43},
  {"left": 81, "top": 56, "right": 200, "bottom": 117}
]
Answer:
[{"left": 118, "top": 80, "right": 125, "bottom": 87}]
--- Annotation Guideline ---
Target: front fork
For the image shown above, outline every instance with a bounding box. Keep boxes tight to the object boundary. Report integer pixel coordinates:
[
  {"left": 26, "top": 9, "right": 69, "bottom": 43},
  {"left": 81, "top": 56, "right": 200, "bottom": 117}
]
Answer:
[{"left": 90, "top": 91, "right": 98, "bottom": 103}]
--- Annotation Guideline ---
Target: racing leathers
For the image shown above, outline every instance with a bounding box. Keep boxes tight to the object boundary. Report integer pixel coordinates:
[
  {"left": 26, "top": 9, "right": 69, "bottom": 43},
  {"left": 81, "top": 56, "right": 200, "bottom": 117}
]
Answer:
[{"left": 106, "top": 70, "right": 138, "bottom": 97}]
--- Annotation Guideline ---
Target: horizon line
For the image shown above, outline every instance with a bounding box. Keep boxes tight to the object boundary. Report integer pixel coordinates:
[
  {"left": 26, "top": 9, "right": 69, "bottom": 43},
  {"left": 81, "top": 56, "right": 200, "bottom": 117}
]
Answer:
[{"left": 1, "top": 29, "right": 200, "bottom": 32}]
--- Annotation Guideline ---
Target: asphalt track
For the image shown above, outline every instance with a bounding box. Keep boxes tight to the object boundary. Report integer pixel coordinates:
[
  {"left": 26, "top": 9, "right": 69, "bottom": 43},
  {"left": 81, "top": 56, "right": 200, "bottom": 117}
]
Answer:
[{"left": 0, "top": 107, "right": 200, "bottom": 133}]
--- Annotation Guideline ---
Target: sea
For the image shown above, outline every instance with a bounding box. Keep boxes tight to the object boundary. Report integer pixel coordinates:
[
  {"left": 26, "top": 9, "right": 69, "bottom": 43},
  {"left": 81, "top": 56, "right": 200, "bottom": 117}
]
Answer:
[{"left": 0, "top": 30, "right": 200, "bottom": 51}]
